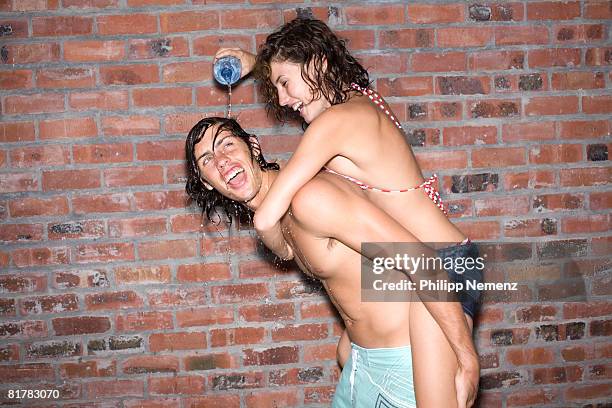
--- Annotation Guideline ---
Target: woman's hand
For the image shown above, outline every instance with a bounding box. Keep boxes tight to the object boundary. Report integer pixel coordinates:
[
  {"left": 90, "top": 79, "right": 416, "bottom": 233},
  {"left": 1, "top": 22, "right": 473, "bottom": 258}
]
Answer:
[{"left": 214, "top": 48, "right": 257, "bottom": 78}]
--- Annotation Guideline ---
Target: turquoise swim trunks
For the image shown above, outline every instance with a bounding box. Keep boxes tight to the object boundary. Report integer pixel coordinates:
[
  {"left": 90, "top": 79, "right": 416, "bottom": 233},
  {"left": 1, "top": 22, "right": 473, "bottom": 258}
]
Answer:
[{"left": 332, "top": 343, "right": 416, "bottom": 408}]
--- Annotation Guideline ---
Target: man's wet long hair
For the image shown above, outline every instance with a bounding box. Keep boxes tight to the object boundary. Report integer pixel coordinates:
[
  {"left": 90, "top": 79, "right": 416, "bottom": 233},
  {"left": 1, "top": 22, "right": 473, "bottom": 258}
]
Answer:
[
  {"left": 185, "top": 117, "right": 279, "bottom": 224},
  {"left": 256, "top": 18, "right": 369, "bottom": 123}
]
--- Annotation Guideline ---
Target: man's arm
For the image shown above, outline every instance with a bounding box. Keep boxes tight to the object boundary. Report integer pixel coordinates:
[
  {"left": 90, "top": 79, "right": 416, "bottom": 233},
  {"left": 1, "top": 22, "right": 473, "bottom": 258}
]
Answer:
[{"left": 291, "top": 176, "right": 479, "bottom": 407}]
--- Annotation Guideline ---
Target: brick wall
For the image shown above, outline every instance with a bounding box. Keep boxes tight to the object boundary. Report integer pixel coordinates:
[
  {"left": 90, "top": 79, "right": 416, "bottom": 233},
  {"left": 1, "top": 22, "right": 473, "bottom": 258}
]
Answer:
[{"left": 0, "top": 1, "right": 610, "bottom": 407}]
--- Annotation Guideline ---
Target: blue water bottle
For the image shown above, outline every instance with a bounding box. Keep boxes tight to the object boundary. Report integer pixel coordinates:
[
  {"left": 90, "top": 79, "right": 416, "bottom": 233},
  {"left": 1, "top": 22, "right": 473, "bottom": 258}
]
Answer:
[{"left": 214, "top": 56, "right": 241, "bottom": 86}]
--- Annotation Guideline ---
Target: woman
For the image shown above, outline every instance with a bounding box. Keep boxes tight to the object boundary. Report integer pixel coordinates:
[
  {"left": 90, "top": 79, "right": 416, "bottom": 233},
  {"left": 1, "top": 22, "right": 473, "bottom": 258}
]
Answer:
[{"left": 215, "top": 18, "right": 481, "bottom": 408}]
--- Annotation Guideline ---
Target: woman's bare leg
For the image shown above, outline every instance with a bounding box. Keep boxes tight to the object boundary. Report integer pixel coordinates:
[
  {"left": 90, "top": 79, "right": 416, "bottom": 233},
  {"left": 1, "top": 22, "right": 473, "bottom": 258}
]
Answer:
[{"left": 410, "top": 300, "right": 473, "bottom": 407}]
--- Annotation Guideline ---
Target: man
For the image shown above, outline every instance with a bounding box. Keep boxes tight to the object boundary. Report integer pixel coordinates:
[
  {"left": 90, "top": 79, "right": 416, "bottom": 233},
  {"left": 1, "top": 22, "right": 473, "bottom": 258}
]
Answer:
[{"left": 185, "top": 117, "right": 479, "bottom": 408}]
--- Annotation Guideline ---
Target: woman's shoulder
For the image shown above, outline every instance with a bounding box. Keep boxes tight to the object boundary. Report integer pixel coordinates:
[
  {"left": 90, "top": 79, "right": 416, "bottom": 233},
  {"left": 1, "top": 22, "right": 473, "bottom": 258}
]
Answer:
[{"left": 316, "top": 95, "right": 379, "bottom": 129}]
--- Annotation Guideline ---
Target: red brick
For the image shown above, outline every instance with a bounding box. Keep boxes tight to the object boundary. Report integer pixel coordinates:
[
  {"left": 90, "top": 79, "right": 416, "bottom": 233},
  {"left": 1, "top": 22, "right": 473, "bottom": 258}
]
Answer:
[
  {"left": 379, "top": 28, "right": 433, "bottom": 48},
  {"left": 100, "top": 64, "right": 159, "bottom": 85},
  {"left": 138, "top": 239, "right": 196, "bottom": 260},
  {"left": 528, "top": 48, "right": 582, "bottom": 67},
  {"left": 244, "top": 346, "right": 299, "bottom": 366},
  {"left": 40, "top": 117, "right": 97, "bottom": 140},
  {"left": 33, "top": 16, "right": 93, "bottom": 36},
  {"left": 177, "top": 263, "right": 231, "bottom": 283},
  {"left": 564, "top": 302, "right": 612, "bottom": 319},
  {"left": 304, "top": 386, "right": 335, "bottom": 404},
  {"left": 108, "top": 217, "right": 166, "bottom": 238},
  {"left": 0, "top": 223, "right": 44, "bottom": 242},
  {"left": 506, "top": 347, "right": 555, "bottom": 366},
  {"left": 438, "top": 27, "right": 494, "bottom": 47},
  {"left": 176, "top": 307, "right": 234, "bottom": 327},
  {"left": 64, "top": 40, "right": 125, "bottom": 62},
  {"left": 472, "top": 147, "right": 525, "bottom": 168},
  {"left": 0, "top": 344, "right": 20, "bottom": 361},
  {"left": 160, "top": 11, "right": 218, "bottom": 33},
  {"left": 504, "top": 218, "right": 558, "bottom": 238},
  {"left": 565, "top": 384, "right": 611, "bottom": 401},
  {"left": 532, "top": 143, "right": 585, "bottom": 164},
  {"left": 562, "top": 214, "right": 610, "bottom": 234},
  {"left": 97, "top": 13, "right": 157, "bottom": 35},
  {"left": 221, "top": 9, "right": 282, "bottom": 29},
  {"left": 122, "top": 355, "right": 178, "bottom": 374},
  {"left": 37, "top": 67, "right": 95, "bottom": 88},
  {"left": 202, "top": 235, "right": 258, "bottom": 256},
  {"left": 560, "top": 167, "right": 610, "bottom": 186},
  {"left": 85, "top": 379, "right": 144, "bottom": 398},
  {"left": 502, "top": 122, "right": 555, "bottom": 142},
  {"left": 20, "top": 294, "right": 79, "bottom": 315},
  {"left": 162, "top": 61, "right": 211, "bottom": 83},
  {"left": 0, "top": 363, "right": 54, "bottom": 382},
  {"left": 526, "top": 95, "right": 579, "bottom": 116},
  {"left": 9, "top": 196, "right": 68, "bottom": 218},
  {"left": 149, "top": 332, "right": 206, "bottom": 352},
  {"left": 533, "top": 193, "right": 584, "bottom": 212},
  {"left": 586, "top": 47, "right": 612, "bottom": 65},
  {"left": 42, "top": 169, "right": 100, "bottom": 191},
  {"left": 0, "top": 70, "right": 33, "bottom": 89},
  {"left": 527, "top": 1, "right": 580, "bottom": 20},
  {"left": 468, "top": 50, "right": 524, "bottom": 70},
  {"left": 10, "top": 145, "right": 71, "bottom": 168},
  {"left": 0, "top": 121, "right": 35, "bottom": 143},
  {"left": 436, "top": 76, "right": 490, "bottom": 95},
  {"left": 134, "top": 190, "right": 185, "bottom": 210},
  {"left": 559, "top": 120, "right": 609, "bottom": 139},
  {"left": 211, "top": 283, "right": 269, "bottom": 304},
  {"left": 453, "top": 220, "right": 500, "bottom": 240},
  {"left": 5, "top": 42, "right": 60, "bottom": 64},
  {"left": 133, "top": 87, "right": 192, "bottom": 107},
  {"left": 210, "top": 327, "right": 265, "bottom": 347},
  {"left": 232, "top": 107, "right": 277, "bottom": 129},
  {"left": 304, "top": 343, "right": 337, "bottom": 363},
  {"left": 164, "top": 112, "right": 213, "bottom": 134},
  {"left": 590, "top": 191, "right": 612, "bottom": 210},
  {"left": 63, "top": 0, "right": 119, "bottom": 7},
  {"left": 4, "top": 93, "right": 64, "bottom": 114},
  {"left": 272, "top": 323, "right": 328, "bottom": 342},
  {"left": 0, "top": 274, "right": 47, "bottom": 293},
  {"left": 115, "top": 265, "right": 171, "bottom": 284},
  {"left": 475, "top": 196, "right": 530, "bottom": 217},
  {"left": 415, "top": 151, "right": 467, "bottom": 171},
  {"left": 148, "top": 375, "right": 205, "bottom": 395},
  {"left": 469, "top": 99, "right": 520, "bottom": 118},
  {"left": 193, "top": 34, "right": 252, "bottom": 56},
  {"left": 345, "top": 5, "right": 405, "bottom": 25},
  {"left": 408, "top": 4, "right": 465, "bottom": 23},
  {"left": 69, "top": 90, "right": 128, "bottom": 111},
  {"left": 239, "top": 303, "right": 295, "bottom": 322},
  {"left": 128, "top": 0, "right": 182, "bottom": 5},
  {"left": 377, "top": 77, "right": 433, "bottom": 96},
  {"left": 552, "top": 71, "right": 606, "bottom": 90},
  {"left": 0, "top": 298, "right": 16, "bottom": 316},
  {"left": 12, "top": 0, "right": 59, "bottom": 11},
  {"left": 197, "top": 84, "right": 254, "bottom": 108},
  {"left": 184, "top": 396, "right": 239, "bottom": 408},
  {"left": 73, "top": 143, "right": 132, "bottom": 164},
  {"left": 443, "top": 126, "right": 496, "bottom": 146},
  {"left": 116, "top": 311, "right": 173, "bottom": 331},
  {"left": 102, "top": 115, "right": 160, "bottom": 136},
  {"left": 53, "top": 316, "right": 110, "bottom": 335},
  {"left": 239, "top": 260, "right": 288, "bottom": 279},
  {"left": 103, "top": 166, "right": 163, "bottom": 187},
  {"left": 585, "top": 1, "right": 612, "bottom": 19},
  {"left": 583, "top": 95, "right": 612, "bottom": 114},
  {"left": 246, "top": 390, "right": 299, "bottom": 408},
  {"left": 356, "top": 53, "right": 408, "bottom": 75},
  {"left": 0, "top": 173, "right": 38, "bottom": 193},
  {"left": 411, "top": 52, "right": 466, "bottom": 72},
  {"left": 506, "top": 388, "right": 558, "bottom": 406},
  {"left": 128, "top": 37, "right": 189, "bottom": 59},
  {"left": 48, "top": 220, "right": 105, "bottom": 240},
  {"left": 554, "top": 24, "right": 606, "bottom": 43},
  {"left": 0, "top": 19, "right": 28, "bottom": 38},
  {"left": 496, "top": 26, "right": 549, "bottom": 45},
  {"left": 74, "top": 242, "right": 134, "bottom": 263},
  {"left": 12, "top": 246, "right": 69, "bottom": 267},
  {"left": 72, "top": 192, "right": 132, "bottom": 214},
  {"left": 60, "top": 360, "right": 116, "bottom": 379},
  {"left": 148, "top": 288, "right": 206, "bottom": 307}
]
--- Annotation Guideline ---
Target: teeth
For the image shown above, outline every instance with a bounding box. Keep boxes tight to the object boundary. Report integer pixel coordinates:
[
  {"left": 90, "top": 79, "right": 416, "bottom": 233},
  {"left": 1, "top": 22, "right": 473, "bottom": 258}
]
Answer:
[
  {"left": 226, "top": 168, "right": 244, "bottom": 183},
  {"left": 292, "top": 102, "right": 303, "bottom": 112}
]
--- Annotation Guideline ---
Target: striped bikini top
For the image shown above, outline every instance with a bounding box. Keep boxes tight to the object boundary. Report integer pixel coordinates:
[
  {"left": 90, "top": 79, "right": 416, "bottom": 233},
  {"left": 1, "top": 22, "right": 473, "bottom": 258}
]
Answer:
[{"left": 323, "top": 83, "right": 447, "bottom": 215}]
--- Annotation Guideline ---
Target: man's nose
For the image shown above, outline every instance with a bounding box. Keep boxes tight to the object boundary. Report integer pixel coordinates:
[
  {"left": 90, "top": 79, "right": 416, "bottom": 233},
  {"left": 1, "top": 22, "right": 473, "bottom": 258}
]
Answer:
[{"left": 214, "top": 152, "right": 229, "bottom": 169}]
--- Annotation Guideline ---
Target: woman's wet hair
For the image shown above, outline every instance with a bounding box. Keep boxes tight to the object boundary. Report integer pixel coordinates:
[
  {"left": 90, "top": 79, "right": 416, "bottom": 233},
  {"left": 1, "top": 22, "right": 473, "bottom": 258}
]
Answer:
[
  {"left": 185, "top": 117, "right": 279, "bottom": 224},
  {"left": 256, "top": 18, "right": 369, "bottom": 122}
]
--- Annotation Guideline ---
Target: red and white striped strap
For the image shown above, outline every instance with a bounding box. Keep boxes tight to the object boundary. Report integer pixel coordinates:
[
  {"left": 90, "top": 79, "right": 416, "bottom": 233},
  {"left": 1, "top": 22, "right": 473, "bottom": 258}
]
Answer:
[{"left": 351, "top": 82, "right": 403, "bottom": 130}]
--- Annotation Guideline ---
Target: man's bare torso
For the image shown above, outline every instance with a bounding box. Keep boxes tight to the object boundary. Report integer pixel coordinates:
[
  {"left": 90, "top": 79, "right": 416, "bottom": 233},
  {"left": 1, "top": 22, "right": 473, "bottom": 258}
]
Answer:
[{"left": 278, "top": 172, "right": 413, "bottom": 348}]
